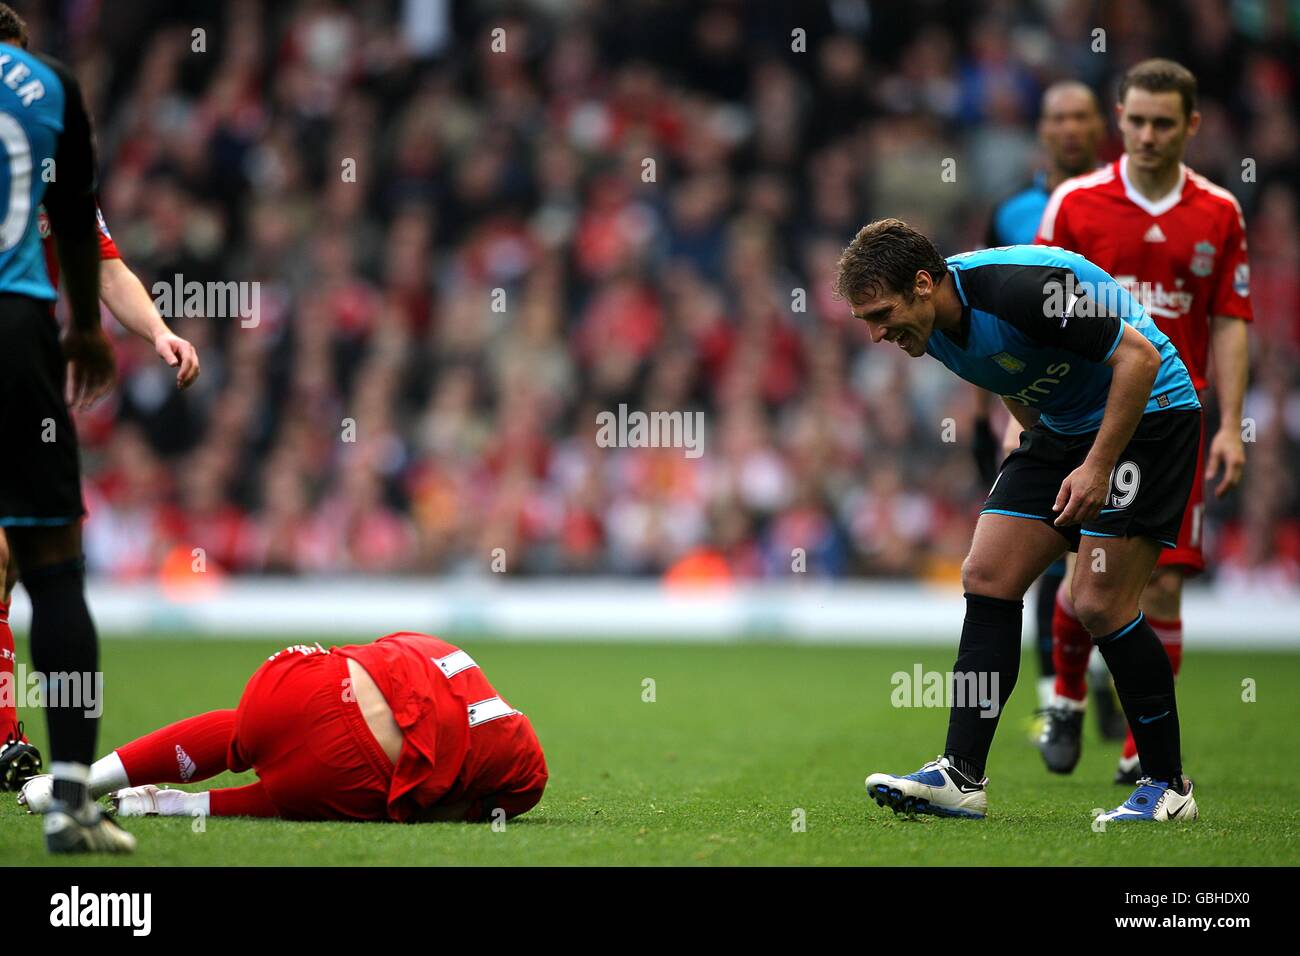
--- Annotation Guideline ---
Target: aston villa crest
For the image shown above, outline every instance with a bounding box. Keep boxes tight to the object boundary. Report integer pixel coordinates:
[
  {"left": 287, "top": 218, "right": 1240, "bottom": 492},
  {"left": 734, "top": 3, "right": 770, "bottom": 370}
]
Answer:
[
  {"left": 1190, "top": 241, "right": 1216, "bottom": 277},
  {"left": 991, "top": 351, "right": 1026, "bottom": 374}
]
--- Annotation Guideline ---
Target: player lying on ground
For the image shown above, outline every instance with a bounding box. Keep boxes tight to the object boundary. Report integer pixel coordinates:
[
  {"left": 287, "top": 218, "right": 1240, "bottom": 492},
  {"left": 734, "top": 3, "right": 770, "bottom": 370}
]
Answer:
[
  {"left": 837, "top": 220, "right": 1201, "bottom": 823},
  {"left": 21, "top": 632, "right": 548, "bottom": 826}
]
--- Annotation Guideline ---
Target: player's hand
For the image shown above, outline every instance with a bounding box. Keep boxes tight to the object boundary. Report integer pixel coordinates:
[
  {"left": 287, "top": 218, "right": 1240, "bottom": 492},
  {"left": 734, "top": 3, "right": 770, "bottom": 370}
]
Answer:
[
  {"left": 1205, "top": 426, "right": 1245, "bottom": 498},
  {"left": 154, "top": 331, "right": 201, "bottom": 389},
  {"left": 1053, "top": 461, "right": 1111, "bottom": 527},
  {"left": 62, "top": 328, "right": 117, "bottom": 410}
]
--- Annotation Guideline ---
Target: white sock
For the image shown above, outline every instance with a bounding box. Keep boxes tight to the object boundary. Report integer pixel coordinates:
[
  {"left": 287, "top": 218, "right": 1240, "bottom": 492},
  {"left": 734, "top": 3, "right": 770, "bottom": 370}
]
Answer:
[
  {"left": 1053, "top": 693, "right": 1087, "bottom": 712},
  {"left": 1036, "top": 676, "right": 1055, "bottom": 709},
  {"left": 48, "top": 761, "right": 92, "bottom": 809},
  {"left": 49, "top": 761, "right": 90, "bottom": 784},
  {"left": 88, "top": 751, "right": 129, "bottom": 798}
]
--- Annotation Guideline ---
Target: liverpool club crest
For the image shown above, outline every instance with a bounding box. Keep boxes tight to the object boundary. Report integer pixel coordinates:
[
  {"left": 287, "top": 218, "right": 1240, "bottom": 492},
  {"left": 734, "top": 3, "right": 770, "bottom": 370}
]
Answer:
[{"left": 1190, "top": 241, "right": 1216, "bottom": 277}]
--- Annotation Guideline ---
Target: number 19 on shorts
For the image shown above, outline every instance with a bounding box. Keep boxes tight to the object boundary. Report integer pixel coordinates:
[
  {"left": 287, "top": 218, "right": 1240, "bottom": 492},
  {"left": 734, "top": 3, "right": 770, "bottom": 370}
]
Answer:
[{"left": 1109, "top": 460, "right": 1141, "bottom": 509}]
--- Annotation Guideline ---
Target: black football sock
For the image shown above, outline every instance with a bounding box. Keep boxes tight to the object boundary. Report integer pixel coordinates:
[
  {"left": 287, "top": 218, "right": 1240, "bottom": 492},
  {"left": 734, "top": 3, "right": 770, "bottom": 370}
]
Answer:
[
  {"left": 1094, "top": 612, "right": 1181, "bottom": 785},
  {"left": 943, "top": 593, "right": 1023, "bottom": 781},
  {"left": 1036, "top": 569, "right": 1063, "bottom": 678},
  {"left": 24, "top": 557, "right": 100, "bottom": 804}
]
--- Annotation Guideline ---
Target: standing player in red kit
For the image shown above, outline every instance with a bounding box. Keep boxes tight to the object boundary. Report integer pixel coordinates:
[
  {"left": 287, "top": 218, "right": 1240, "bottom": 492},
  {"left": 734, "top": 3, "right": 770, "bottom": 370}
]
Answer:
[
  {"left": 20, "top": 632, "right": 548, "bottom": 825},
  {"left": 1033, "top": 60, "right": 1251, "bottom": 782},
  {"left": 0, "top": 198, "right": 201, "bottom": 794}
]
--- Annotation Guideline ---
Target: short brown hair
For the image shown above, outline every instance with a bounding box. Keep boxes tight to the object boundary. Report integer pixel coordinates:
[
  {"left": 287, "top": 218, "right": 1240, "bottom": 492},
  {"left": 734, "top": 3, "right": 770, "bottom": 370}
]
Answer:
[
  {"left": 1119, "top": 58, "right": 1197, "bottom": 119},
  {"left": 0, "top": 4, "right": 26, "bottom": 47},
  {"left": 834, "top": 218, "right": 948, "bottom": 303}
]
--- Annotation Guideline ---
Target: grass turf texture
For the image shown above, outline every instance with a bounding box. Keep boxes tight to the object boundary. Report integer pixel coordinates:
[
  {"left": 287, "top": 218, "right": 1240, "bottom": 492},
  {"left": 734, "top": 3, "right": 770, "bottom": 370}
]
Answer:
[{"left": 2, "top": 637, "right": 1296, "bottom": 866}]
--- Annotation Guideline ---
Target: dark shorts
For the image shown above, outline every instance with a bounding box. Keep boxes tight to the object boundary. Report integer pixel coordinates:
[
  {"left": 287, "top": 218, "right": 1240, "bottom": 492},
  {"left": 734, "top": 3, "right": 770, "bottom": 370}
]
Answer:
[
  {"left": 983, "top": 408, "right": 1202, "bottom": 552},
  {"left": 0, "top": 296, "right": 84, "bottom": 527},
  {"left": 1156, "top": 415, "right": 1206, "bottom": 575}
]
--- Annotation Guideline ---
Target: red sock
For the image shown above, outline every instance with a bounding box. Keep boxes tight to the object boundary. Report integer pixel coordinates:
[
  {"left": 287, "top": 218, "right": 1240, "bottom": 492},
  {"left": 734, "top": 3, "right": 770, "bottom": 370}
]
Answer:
[
  {"left": 115, "top": 710, "right": 237, "bottom": 786},
  {"left": 1148, "top": 615, "right": 1183, "bottom": 677},
  {"left": 1122, "top": 725, "right": 1138, "bottom": 758},
  {"left": 1051, "top": 588, "right": 1092, "bottom": 702},
  {"left": 210, "top": 781, "right": 280, "bottom": 818},
  {"left": 1123, "top": 616, "right": 1183, "bottom": 760},
  {"left": 0, "top": 598, "right": 18, "bottom": 742}
]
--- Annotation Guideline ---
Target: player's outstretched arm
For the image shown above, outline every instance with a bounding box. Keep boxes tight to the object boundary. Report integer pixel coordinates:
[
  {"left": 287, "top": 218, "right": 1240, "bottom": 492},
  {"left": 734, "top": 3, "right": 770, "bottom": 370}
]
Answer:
[
  {"left": 99, "top": 256, "right": 201, "bottom": 389},
  {"left": 1053, "top": 325, "right": 1159, "bottom": 527},
  {"left": 1206, "top": 315, "right": 1248, "bottom": 498}
]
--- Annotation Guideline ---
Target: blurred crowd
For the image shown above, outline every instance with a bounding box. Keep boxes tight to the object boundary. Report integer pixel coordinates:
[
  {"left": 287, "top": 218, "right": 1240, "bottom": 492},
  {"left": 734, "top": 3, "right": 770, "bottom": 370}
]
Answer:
[{"left": 21, "top": 0, "right": 1300, "bottom": 586}]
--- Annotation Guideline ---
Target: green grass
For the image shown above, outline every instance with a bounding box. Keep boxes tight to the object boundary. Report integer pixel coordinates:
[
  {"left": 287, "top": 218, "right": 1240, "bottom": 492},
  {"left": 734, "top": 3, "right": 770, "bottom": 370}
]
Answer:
[{"left": 2, "top": 637, "right": 1297, "bottom": 866}]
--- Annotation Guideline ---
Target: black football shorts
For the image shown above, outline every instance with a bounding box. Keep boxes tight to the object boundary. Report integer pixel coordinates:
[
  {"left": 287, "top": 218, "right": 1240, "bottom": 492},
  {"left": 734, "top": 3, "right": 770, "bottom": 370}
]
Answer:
[
  {"left": 0, "top": 294, "right": 85, "bottom": 527},
  {"left": 983, "top": 408, "right": 1202, "bottom": 552}
]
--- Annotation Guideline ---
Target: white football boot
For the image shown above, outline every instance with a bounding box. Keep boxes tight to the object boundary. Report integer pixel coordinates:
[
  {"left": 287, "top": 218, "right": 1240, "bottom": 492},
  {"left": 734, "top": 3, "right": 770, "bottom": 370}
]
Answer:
[
  {"left": 17, "top": 773, "right": 54, "bottom": 813},
  {"left": 43, "top": 799, "right": 137, "bottom": 854},
  {"left": 865, "top": 756, "right": 988, "bottom": 819},
  {"left": 1095, "top": 776, "right": 1198, "bottom": 823}
]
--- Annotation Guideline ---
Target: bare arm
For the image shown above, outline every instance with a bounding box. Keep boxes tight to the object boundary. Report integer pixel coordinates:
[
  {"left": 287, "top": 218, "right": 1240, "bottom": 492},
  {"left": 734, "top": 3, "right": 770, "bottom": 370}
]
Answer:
[
  {"left": 1052, "top": 325, "right": 1159, "bottom": 526},
  {"left": 99, "top": 257, "right": 200, "bottom": 389},
  {"left": 1205, "top": 315, "right": 1248, "bottom": 498},
  {"left": 999, "top": 407, "right": 1028, "bottom": 459},
  {"left": 1000, "top": 396, "right": 1039, "bottom": 434},
  {"left": 971, "top": 387, "right": 999, "bottom": 483}
]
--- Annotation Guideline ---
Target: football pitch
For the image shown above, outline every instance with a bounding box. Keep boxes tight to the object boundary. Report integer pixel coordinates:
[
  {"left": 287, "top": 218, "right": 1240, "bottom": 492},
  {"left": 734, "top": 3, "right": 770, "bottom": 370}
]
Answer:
[{"left": 3, "top": 637, "right": 1296, "bottom": 866}]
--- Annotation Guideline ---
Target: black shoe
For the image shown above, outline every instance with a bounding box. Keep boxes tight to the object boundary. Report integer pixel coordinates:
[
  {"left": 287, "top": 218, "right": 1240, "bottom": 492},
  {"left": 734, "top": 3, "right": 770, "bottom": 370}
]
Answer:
[
  {"left": 1114, "top": 754, "right": 1143, "bottom": 785},
  {"left": 43, "top": 798, "right": 137, "bottom": 854},
  {"left": 1035, "top": 706, "right": 1084, "bottom": 774},
  {"left": 0, "top": 722, "right": 42, "bottom": 791},
  {"left": 1093, "top": 683, "right": 1128, "bottom": 741}
]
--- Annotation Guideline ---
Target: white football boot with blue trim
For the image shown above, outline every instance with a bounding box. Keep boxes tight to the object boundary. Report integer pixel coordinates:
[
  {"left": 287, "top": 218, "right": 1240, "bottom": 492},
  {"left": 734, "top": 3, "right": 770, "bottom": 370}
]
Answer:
[
  {"left": 865, "top": 756, "right": 988, "bottom": 819},
  {"left": 1095, "top": 776, "right": 1197, "bottom": 823}
]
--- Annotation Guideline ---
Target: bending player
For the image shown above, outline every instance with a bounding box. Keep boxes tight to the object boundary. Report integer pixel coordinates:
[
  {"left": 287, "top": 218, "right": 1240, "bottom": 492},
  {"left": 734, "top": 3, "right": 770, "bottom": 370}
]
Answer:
[
  {"left": 21, "top": 632, "right": 548, "bottom": 825},
  {"left": 839, "top": 220, "right": 1201, "bottom": 823},
  {"left": 973, "top": 80, "right": 1123, "bottom": 736}
]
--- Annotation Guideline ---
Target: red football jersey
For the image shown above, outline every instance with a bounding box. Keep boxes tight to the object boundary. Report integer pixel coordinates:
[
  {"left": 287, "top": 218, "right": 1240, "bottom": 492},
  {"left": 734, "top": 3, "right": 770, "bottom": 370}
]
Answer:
[
  {"left": 1037, "top": 156, "right": 1252, "bottom": 390},
  {"left": 38, "top": 200, "right": 121, "bottom": 292},
  {"left": 335, "top": 632, "right": 547, "bottom": 822}
]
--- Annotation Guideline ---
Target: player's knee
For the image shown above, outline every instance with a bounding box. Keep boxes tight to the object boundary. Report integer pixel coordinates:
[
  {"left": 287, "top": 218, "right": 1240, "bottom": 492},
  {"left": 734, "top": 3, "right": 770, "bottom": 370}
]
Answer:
[
  {"left": 961, "top": 553, "right": 1015, "bottom": 599},
  {"left": 1071, "top": 588, "right": 1132, "bottom": 638},
  {"left": 1142, "top": 568, "right": 1182, "bottom": 618},
  {"left": 6, "top": 523, "right": 81, "bottom": 574}
]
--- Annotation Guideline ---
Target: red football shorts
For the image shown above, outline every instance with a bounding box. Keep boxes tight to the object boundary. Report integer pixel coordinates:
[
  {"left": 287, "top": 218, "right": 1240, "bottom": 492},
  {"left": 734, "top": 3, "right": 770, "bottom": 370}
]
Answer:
[
  {"left": 228, "top": 644, "right": 393, "bottom": 821},
  {"left": 1157, "top": 415, "right": 1206, "bottom": 575}
]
